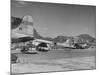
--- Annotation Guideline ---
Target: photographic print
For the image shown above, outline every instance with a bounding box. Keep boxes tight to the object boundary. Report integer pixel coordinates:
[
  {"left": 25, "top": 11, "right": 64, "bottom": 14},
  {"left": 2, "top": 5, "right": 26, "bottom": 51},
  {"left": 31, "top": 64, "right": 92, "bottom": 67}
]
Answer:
[{"left": 11, "top": 0, "right": 96, "bottom": 74}]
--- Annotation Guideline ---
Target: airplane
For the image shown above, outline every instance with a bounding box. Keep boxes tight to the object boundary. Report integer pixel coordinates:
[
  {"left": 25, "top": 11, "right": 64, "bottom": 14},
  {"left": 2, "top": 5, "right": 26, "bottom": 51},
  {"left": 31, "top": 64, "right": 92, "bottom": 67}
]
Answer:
[
  {"left": 56, "top": 38, "right": 89, "bottom": 49},
  {"left": 11, "top": 15, "right": 53, "bottom": 52},
  {"left": 55, "top": 39, "right": 76, "bottom": 49},
  {"left": 11, "top": 15, "right": 89, "bottom": 52}
]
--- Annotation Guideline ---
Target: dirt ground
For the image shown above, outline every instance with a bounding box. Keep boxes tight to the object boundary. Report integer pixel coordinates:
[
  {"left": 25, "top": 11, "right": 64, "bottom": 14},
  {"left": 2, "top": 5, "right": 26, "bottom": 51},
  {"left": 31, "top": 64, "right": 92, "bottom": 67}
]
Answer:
[{"left": 11, "top": 48, "right": 96, "bottom": 74}]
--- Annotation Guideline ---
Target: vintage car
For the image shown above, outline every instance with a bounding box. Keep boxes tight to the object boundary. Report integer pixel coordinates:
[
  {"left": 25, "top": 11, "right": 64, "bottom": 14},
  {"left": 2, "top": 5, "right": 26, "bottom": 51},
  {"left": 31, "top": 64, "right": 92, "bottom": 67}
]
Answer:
[{"left": 36, "top": 42, "right": 50, "bottom": 52}]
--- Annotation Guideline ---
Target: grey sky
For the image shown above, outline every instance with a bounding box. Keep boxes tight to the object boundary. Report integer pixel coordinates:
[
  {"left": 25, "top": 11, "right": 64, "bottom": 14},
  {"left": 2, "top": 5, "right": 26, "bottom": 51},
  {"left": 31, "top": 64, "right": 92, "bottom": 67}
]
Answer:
[{"left": 11, "top": 0, "right": 96, "bottom": 38}]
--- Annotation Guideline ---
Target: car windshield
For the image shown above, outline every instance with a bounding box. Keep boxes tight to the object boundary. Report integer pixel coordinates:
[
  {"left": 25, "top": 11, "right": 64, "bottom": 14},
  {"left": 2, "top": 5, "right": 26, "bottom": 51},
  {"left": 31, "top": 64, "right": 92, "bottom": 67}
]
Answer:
[{"left": 38, "top": 43, "right": 47, "bottom": 47}]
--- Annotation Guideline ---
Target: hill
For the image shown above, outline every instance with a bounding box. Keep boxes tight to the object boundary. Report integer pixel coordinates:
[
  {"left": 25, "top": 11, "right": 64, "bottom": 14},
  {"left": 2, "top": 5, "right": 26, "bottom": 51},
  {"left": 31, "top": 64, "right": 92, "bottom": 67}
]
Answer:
[
  {"left": 53, "top": 34, "right": 95, "bottom": 44},
  {"left": 76, "top": 34, "right": 96, "bottom": 43},
  {"left": 11, "top": 16, "right": 22, "bottom": 29}
]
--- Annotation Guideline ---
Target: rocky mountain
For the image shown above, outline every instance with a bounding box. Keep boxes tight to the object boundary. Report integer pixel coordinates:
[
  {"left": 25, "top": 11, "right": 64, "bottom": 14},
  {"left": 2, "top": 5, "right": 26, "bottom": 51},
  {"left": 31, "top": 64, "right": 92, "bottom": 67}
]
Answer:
[
  {"left": 53, "top": 36, "right": 72, "bottom": 43},
  {"left": 53, "top": 34, "right": 96, "bottom": 43},
  {"left": 11, "top": 16, "right": 22, "bottom": 29},
  {"left": 76, "top": 34, "right": 96, "bottom": 43}
]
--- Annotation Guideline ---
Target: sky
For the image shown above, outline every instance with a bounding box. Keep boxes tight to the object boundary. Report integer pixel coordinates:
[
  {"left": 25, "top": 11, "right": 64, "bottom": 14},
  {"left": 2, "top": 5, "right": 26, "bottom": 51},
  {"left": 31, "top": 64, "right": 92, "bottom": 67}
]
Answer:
[{"left": 11, "top": 0, "right": 96, "bottom": 38}]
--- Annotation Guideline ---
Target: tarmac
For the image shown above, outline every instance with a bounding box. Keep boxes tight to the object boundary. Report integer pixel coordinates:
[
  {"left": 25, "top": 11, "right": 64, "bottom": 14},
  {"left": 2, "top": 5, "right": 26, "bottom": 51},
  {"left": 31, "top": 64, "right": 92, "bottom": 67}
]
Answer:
[{"left": 11, "top": 48, "right": 96, "bottom": 74}]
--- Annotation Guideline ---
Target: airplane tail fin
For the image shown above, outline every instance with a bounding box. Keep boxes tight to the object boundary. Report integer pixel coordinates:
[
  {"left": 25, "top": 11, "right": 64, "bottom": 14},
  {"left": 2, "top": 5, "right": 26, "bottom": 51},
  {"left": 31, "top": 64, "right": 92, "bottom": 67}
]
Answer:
[
  {"left": 22, "top": 15, "right": 33, "bottom": 26},
  {"left": 12, "top": 15, "right": 34, "bottom": 38}
]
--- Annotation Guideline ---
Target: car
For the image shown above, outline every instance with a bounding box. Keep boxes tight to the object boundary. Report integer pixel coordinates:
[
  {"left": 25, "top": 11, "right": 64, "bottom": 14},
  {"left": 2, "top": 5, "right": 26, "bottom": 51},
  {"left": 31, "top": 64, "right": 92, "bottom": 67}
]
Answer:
[
  {"left": 74, "top": 43, "right": 90, "bottom": 49},
  {"left": 21, "top": 46, "right": 29, "bottom": 53},
  {"left": 36, "top": 42, "right": 50, "bottom": 52}
]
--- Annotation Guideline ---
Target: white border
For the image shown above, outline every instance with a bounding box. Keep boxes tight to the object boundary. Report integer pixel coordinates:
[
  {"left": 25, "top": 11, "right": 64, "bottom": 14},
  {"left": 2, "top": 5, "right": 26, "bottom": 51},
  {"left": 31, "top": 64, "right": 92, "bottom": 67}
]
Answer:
[
  {"left": 0, "top": 0, "right": 99, "bottom": 75},
  {"left": 21, "top": 0, "right": 96, "bottom": 6}
]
